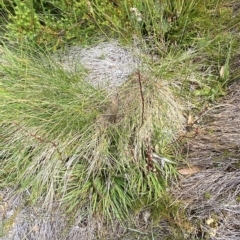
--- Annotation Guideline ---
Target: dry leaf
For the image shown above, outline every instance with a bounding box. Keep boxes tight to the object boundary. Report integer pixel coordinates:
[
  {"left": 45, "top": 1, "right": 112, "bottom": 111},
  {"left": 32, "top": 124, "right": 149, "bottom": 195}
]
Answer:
[
  {"left": 206, "top": 217, "right": 218, "bottom": 237},
  {"left": 206, "top": 217, "right": 218, "bottom": 229},
  {"left": 178, "top": 166, "right": 202, "bottom": 175},
  {"left": 31, "top": 225, "right": 40, "bottom": 232},
  {"left": 143, "top": 210, "right": 151, "bottom": 223},
  {"left": 206, "top": 218, "right": 215, "bottom": 226},
  {"left": 187, "top": 114, "right": 194, "bottom": 125},
  {"left": 220, "top": 65, "right": 225, "bottom": 78}
]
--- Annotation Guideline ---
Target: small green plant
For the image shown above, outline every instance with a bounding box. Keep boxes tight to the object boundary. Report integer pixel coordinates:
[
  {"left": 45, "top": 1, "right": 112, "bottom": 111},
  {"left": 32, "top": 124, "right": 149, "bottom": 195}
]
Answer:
[
  {"left": 6, "top": 0, "right": 41, "bottom": 41},
  {"left": 204, "top": 191, "right": 212, "bottom": 200},
  {"left": 2, "top": 0, "right": 131, "bottom": 49}
]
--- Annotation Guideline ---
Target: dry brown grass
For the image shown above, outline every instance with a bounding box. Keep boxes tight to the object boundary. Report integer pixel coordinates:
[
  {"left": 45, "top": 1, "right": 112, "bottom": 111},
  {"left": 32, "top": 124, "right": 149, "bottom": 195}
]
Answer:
[{"left": 174, "top": 81, "right": 240, "bottom": 239}]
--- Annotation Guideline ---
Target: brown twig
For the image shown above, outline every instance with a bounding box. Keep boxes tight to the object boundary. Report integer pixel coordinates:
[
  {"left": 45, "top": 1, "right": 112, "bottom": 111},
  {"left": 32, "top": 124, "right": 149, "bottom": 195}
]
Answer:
[
  {"left": 137, "top": 70, "right": 145, "bottom": 126},
  {"left": 13, "top": 121, "right": 63, "bottom": 161},
  {"left": 170, "top": 106, "right": 209, "bottom": 146},
  {"left": 109, "top": 93, "right": 119, "bottom": 123},
  {"left": 191, "top": 105, "right": 209, "bottom": 126},
  {"left": 170, "top": 126, "right": 200, "bottom": 147},
  {"left": 146, "top": 137, "right": 154, "bottom": 173}
]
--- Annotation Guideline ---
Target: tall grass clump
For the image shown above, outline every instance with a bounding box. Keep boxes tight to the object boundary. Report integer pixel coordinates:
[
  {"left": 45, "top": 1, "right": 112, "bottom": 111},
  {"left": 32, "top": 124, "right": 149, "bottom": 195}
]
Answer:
[{"left": 0, "top": 42, "right": 185, "bottom": 225}]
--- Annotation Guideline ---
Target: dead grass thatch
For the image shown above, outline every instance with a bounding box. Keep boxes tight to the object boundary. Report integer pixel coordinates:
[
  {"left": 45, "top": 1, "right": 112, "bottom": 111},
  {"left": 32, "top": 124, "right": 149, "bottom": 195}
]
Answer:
[{"left": 174, "top": 81, "right": 240, "bottom": 239}]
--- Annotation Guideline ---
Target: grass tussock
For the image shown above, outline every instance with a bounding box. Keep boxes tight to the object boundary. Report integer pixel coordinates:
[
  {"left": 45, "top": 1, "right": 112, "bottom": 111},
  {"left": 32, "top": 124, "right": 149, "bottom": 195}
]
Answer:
[{"left": 0, "top": 43, "right": 185, "bottom": 224}]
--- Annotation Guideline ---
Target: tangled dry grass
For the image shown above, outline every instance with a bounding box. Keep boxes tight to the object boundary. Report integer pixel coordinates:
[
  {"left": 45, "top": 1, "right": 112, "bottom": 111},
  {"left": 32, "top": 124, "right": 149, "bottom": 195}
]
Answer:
[
  {"left": 0, "top": 190, "right": 98, "bottom": 240},
  {"left": 174, "top": 81, "right": 240, "bottom": 239},
  {"left": 185, "top": 83, "right": 240, "bottom": 167},
  {"left": 54, "top": 40, "right": 141, "bottom": 91}
]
